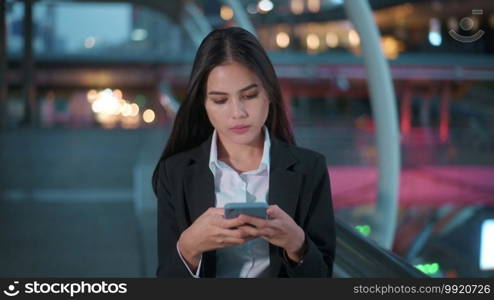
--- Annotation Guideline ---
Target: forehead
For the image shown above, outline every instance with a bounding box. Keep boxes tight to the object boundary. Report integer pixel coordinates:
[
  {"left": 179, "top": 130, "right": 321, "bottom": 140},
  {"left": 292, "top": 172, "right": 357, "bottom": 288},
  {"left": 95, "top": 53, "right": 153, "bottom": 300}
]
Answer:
[{"left": 206, "top": 61, "right": 261, "bottom": 92}]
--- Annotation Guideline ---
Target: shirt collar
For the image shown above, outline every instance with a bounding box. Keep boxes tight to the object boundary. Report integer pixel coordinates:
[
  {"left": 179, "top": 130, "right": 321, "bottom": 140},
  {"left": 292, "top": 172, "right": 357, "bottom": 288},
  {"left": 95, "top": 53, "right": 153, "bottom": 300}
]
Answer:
[{"left": 209, "top": 126, "right": 271, "bottom": 174}]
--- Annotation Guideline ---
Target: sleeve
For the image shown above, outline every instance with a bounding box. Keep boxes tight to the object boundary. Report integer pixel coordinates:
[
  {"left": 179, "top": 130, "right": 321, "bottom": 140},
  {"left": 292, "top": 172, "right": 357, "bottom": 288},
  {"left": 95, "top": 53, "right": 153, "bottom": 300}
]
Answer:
[
  {"left": 155, "top": 159, "right": 201, "bottom": 277},
  {"left": 176, "top": 242, "right": 203, "bottom": 278},
  {"left": 283, "top": 155, "right": 336, "bottom": 277}
]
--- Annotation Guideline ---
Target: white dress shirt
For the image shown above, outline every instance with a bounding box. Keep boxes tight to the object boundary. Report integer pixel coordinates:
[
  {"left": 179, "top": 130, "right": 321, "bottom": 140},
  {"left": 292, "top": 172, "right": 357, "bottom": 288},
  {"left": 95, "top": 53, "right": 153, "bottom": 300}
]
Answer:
[{"left": 177, "top": 126, "right": 271, "bottom": 277}]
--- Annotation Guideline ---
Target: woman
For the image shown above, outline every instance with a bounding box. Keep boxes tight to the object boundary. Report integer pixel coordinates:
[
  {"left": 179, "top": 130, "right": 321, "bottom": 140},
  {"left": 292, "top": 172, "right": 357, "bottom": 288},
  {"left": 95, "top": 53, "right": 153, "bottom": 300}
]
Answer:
[{"left": 152, "top": 27, "right": 335, "bottom": 278}]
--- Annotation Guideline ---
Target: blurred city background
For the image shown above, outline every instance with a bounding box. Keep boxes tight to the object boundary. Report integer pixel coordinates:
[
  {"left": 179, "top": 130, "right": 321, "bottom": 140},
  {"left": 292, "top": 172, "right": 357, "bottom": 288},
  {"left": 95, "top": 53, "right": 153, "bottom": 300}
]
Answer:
[{"left": 0, "top": 0, "right": 493, "bottom": 278}]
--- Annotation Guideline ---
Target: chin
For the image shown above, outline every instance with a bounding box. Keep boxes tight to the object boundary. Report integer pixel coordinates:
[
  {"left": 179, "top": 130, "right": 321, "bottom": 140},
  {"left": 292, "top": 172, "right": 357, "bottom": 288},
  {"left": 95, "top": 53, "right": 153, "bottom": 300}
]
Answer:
[
  {"left": 228, "top": 134, "right": 257, "bottom": 145},
  {"left": 224, "top": 130, "right": 260, "bottom": 146}
]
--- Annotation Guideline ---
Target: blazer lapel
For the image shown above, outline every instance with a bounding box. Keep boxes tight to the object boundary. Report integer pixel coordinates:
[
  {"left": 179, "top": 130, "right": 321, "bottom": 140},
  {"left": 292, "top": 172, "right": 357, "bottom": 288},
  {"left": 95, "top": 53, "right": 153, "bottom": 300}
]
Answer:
[
  {"left": 267, "top": 137, "right": 303, "bottom": 277},
  {"left": 268, "top": 137, "right": 302, "bottom": 220},
  {"left": 183, "top": 136, "right": 216, "bottom": 224}
]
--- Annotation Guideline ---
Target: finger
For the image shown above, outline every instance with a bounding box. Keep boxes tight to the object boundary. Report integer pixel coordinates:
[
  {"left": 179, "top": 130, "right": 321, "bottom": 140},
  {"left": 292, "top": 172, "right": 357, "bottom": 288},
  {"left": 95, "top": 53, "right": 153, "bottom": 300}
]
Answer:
[
  {"left": 215, "top": 230, "right": 251, "bottom": 245},
  {"left": 238, "top": 214, "right": 269, "bottom": 228},
  {"left": 259, "top": 227, "right": 276, "bottom": 239},
  {"left": 216, "top": 228, "right": 246, "bottom": 239},
  {"left": 237, "top": 225, "right": 260, "bottom": 238},
  {"left": 219, "top": 216, "right": 246, "bottom": 229},
  {"left": 266, "top": 205, "right": 285, "bottom": 219},
  {"left": 206, "top": 207, "right": 225, "bottom": 216},
  {"left": 217, "top": 227, "right": 255, "bottom": 241}
]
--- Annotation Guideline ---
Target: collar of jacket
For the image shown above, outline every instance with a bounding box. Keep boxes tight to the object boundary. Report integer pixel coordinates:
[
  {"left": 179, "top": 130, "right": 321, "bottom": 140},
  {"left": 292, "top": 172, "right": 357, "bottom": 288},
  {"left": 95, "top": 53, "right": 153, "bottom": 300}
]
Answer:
[{"left": 182, "top": 133, "right": 303, "bottom": 277}]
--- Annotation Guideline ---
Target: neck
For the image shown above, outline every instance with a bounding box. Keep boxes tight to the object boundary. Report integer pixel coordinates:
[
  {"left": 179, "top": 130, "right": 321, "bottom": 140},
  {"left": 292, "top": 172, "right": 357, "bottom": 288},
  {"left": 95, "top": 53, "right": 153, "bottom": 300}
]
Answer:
[{"left": 217, "top": 131, "right": 264, "bottom": 163}]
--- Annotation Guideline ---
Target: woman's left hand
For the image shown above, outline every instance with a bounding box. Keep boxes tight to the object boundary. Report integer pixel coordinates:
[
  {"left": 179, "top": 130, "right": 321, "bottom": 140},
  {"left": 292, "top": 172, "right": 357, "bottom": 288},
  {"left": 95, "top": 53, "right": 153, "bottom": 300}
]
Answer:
[{"left": 237, "top": 205, "right": 307, "bottom": 263}]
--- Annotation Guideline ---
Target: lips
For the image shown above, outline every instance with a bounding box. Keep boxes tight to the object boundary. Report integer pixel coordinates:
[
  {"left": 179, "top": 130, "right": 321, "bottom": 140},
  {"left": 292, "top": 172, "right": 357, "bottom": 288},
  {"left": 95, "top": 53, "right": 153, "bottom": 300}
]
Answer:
[
  {"left": 230, "top": 125, "right": 251, "bottom": 134},
  {"left": 231, "top": 125, "right": 249, "bottom": 130}
]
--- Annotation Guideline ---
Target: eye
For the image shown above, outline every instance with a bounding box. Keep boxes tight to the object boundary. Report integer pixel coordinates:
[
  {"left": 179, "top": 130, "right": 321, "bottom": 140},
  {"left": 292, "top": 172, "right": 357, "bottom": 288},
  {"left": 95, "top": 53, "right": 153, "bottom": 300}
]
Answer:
[
  {"left": 243, "top": 93, "right": 258, "bottom": 100},
  {"left": 212, "top": 99, "right": 227, "bottom": 104}
]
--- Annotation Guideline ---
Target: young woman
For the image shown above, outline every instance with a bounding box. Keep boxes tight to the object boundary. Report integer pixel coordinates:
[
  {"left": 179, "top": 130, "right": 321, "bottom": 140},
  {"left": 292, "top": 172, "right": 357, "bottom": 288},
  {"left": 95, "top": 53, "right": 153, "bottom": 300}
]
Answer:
[{"left": 152, "top": 27, "right": 335, "bottom": 278}]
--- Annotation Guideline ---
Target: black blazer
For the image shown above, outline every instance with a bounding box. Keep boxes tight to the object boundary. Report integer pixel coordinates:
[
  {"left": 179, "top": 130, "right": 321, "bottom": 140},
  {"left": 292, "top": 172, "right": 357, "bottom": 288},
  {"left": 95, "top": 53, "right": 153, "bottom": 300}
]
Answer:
[{"left": 154, "top": 135, "right": 336, "bottom": 277}]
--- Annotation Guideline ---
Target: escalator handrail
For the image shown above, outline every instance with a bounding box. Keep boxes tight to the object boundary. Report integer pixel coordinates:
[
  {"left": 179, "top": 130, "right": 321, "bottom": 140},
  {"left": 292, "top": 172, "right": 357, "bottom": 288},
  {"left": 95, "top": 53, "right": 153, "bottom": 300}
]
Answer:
[{"left": 334, "top": 217, "right": 427, "bottom": 278}]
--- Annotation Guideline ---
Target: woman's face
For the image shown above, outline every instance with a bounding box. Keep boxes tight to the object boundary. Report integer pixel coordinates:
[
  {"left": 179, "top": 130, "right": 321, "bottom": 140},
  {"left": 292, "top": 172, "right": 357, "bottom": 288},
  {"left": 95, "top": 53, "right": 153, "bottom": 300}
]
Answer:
[{"left": 204, "top": 61, "right": 270, "bottom": 147}]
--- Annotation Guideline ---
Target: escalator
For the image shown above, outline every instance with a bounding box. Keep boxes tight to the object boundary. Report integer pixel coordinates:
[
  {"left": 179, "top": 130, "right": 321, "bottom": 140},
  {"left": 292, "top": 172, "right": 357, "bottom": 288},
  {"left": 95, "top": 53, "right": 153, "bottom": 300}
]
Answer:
[{"left": 333, "top": 218, "right": 426, "bottom": 278}]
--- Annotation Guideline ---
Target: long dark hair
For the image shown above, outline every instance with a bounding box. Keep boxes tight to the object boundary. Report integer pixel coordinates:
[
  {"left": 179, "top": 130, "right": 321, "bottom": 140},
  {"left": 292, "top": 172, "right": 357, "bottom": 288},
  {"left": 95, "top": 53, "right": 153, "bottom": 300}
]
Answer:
[{"left": 152, "top": 27, "right": 294, "bottom": 195}]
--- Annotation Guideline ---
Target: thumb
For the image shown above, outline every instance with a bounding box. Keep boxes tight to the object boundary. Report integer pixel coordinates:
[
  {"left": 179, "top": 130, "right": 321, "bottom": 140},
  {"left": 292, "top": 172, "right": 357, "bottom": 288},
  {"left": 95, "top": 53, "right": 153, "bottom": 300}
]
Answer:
[
  {"left": 206, "top": 207, "right": 224, "bottom": 216},
  {"left": 267, "top": 205, "right": 283, "bottom": 219}
]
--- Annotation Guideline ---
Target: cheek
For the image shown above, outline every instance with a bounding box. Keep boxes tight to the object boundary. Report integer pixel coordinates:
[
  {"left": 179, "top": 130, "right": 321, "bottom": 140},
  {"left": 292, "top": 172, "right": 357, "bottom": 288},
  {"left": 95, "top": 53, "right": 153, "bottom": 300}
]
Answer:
[
  {"left": 255, "top": 98, "right": 270, "bottom": 122},
  {"left": 205, "top": 103, "right": 224, "bottom": 127}
]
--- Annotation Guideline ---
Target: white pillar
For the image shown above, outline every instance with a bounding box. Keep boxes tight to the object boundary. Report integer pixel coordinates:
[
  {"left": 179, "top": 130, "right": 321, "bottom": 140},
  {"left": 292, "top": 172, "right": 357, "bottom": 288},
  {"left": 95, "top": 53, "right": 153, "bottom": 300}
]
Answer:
[{"left": 343, "top": 0, "right": 401, "bottom": 250}]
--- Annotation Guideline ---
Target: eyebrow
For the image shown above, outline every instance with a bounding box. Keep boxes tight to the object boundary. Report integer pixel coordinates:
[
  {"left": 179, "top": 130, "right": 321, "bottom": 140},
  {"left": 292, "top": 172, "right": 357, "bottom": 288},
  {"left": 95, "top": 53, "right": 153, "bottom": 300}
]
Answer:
[{"left": 208, "top": 83, "right": 258, "bottom": 96}]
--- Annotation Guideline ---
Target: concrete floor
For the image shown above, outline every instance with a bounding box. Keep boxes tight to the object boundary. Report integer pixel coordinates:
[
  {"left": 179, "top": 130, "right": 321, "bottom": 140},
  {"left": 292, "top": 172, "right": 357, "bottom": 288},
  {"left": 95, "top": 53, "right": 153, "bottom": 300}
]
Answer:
[{"left": 0, "top": 200, "right": 146, "bottom": 277}]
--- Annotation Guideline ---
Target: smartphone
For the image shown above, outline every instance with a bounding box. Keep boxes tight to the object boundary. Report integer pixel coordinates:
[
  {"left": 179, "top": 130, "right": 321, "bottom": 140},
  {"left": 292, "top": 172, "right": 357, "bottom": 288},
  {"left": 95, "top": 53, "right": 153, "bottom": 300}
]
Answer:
[{"left": 224, "top": 202, "right": 268, "bottom": 219}]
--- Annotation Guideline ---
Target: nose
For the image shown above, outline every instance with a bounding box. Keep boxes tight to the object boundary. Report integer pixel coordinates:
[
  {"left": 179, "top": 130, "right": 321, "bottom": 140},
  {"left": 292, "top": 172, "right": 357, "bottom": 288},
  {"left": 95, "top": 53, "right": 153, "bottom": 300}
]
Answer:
[{"left": 231, "top": 98, "right": 248, "bottom": 119}]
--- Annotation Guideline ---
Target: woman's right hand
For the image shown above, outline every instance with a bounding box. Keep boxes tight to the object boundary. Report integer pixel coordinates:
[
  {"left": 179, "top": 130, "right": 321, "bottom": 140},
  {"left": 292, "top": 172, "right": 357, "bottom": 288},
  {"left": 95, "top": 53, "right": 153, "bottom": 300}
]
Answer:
[{"left": 177, "top": 207, "right": 253, "bottom": 270}]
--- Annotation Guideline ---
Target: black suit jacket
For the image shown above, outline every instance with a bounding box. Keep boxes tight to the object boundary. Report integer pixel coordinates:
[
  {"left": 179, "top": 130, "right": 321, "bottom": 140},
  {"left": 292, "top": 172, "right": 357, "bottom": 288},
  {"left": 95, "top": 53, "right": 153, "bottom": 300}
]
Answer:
[{"left": 154, "top": 135, "right": 336, "bottom": 277}]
